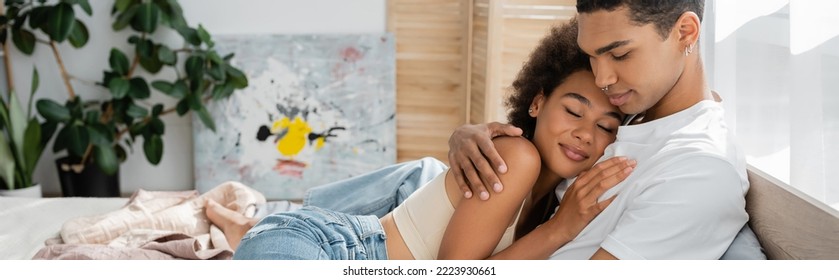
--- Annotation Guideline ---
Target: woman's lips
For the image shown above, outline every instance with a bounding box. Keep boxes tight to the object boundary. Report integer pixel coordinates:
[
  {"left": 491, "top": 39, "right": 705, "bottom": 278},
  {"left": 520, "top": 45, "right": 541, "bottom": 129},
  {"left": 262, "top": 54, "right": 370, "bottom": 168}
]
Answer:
[{"left": 560, "top": 144, "right": 588, "bottom": 162}]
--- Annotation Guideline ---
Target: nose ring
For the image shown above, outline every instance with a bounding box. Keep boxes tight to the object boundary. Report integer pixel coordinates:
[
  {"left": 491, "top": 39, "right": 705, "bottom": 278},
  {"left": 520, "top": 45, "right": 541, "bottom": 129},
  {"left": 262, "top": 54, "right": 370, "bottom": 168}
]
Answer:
[{"left": 601, "top": 86, "right": 609, "bottom": 92}]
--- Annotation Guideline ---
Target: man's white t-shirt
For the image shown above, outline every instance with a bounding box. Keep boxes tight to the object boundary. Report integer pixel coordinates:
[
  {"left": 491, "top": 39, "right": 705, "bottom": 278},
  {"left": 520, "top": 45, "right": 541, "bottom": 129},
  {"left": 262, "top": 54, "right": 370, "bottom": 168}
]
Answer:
[{"left": 549, "top": 100, "right": 749, "bottom": 260}]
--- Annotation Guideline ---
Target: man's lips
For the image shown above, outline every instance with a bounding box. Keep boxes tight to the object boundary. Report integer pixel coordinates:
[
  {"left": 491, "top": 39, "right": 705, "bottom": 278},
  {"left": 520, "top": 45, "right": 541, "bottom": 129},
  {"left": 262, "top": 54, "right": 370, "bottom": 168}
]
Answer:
[
  {"left": 560, "top": 144, "right": 589, "bottom": 162},
  {"left": 608, "top": 90, "right": 632, "bottom": 107}
]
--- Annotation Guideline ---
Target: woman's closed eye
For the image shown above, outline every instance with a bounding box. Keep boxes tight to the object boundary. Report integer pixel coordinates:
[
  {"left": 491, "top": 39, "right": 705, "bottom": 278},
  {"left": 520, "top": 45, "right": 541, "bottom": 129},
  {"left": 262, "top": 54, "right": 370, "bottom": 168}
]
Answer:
[
  {"left": 565, "top": 107, "right": 581, "bottom": 118},
  {"left": 597, "top": 124, "right": 615, "bottom": 134}
]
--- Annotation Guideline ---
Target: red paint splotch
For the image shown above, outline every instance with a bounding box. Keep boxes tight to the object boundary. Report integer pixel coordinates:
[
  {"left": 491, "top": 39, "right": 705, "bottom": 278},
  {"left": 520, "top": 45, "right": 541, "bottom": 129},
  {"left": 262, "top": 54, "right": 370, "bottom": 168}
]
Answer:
[
  {"left": 274, "top": 159, "right": 307, "bottom": 178},
  {"left": 341, "top": 47, "right": 363, "bottom": 63}
]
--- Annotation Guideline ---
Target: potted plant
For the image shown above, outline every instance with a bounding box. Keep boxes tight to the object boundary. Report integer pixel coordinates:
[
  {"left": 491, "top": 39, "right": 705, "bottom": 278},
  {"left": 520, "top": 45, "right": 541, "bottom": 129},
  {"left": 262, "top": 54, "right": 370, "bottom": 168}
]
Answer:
[
  {"left": 0, "top": 68, "right": 52, "bottom": 197},
  {"left": 1, "top": 0, "right": 248, "bottom": 196}
]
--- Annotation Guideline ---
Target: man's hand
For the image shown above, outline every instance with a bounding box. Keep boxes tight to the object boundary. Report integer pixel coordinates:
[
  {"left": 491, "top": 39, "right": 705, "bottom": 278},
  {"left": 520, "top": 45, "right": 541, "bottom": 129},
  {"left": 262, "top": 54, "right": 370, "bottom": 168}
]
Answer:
[
  {"left": 548, "top": 157, "right": 636, "bottom": 242},
  {"left": 447, "top": 122, "right": 523, "bottom": 200}
]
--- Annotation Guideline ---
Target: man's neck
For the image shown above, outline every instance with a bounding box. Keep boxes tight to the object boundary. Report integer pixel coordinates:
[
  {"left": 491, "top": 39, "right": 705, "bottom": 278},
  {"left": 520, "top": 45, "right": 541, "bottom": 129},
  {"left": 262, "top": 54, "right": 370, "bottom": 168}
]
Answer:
[{"left": 640, "top": 57, "right": 712, "bottom": 123}]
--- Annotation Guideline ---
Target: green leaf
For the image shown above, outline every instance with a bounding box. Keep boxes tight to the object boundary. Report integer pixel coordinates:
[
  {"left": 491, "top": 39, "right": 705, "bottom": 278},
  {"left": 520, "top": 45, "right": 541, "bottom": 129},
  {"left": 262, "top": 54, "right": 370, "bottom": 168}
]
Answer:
[
  {"left": 197, "top": 24, "right": 213, "bottom": 48},
  {"left": 185, "top": 55, "right": 205, "bottom": 80},
  {"left": 94, "top": 145, "right": 119, "bottom": 175},
  {"left": 208, "top": 62, "right": 226, "bottom": 81},
  {"left": 48, "top": 3, "right": 76, "bottom": 43},
  {"left": 11, "top": 29, "right": 36, "bottom": 55},
  {"left": 40, "top": 121, "right": 58, "bottom": 149},
  {"left": 36, "top": 99, "right": 71, "bottom": 122},
  {"left": 126, "top": 102, "right": 149, "bottom": 119},
  {"left": 63, "top": 124, "right": 90, "bottom": 157},
  {"left": 8, "top": 93, "right": 27, "bottom": 163},
  {"left": 28, "top": 6, "right": 49, "bottom": 30},
  {"left": 87, "top": 124, "right": 112, "bottom": 147},
  {"left": 157, "top": 45, "right": 176, "bottom": 65},
  {"left": 108, "top": 77, "right": 130, "bottom": 99},
  {"left": 0, "top": 97, "right": 14, "bottom": 188},
  {"left": 28, "top": 68, "right": 40, "bottom": 118},
  {"left": 115, "top": 144, "right": 127, "bottom": 163},
  {"left": 152, "top": 104, "right": 164, "bottom": 117},
  {"left": 78, "top": 0, "right": 93, "bottom": 16},
  {"left": 171, "top": 80, "right": 188, "bottom": 99},
  {"left": 22, "top": 118, "right": 43, "bottom": 175},
  {"left": 135, "top": 38, "right": 154, "bottom": 58},
  {"left": 128, "top": 77, "right": 151, "bottom": 99},
  {"left": 133, "top": 2, "right": 160, "bottom": 33},
  {"left": 128, "top": 121, "right": 146, "bottom": 138},
  {"left": 153, "top": 79, "right": 183, "bottom": 98},
  {"left": 143, "top": 133, "right": 163, "bottom": 165},
  {"left": 226, "top": 66, "right": 248, "bottom": 88},
  {"left": 151, "top": 80, "right": 173, "bottom": 94},
  {"left": 84, "top": 110, "right": 101, "bottom": 124},
  {"left": 0, "top": 136, "right": 14, "bottom": 189},
  {"left": 213, "top": 83, "right": 235, "bottom": 100},
  {"left": 114, "top": 0, "right": 133, "bottom": 14},
  {"left": 175, "top": 99, "right": 189, "bottom": 116},
  {"left": 187, "top": 92, "right": 202, "bottom": 110},
  {"left": 112, "top": 4, "right": 139, "bottom": 31},
  {"left": 109, "top": 48, "right": 130, "bottom": 76},
  {"left": 176, "top": 27, "right": 201, "bottom": 46},
  {"left": 67, "top": 19, "right": 89, "bottom": 48},
  {"left": 195, "top": 105, "right": 215, "bottom": 132},
  {"left": 150, "top": 118, "right": 165, "bottom": 134},
  {"left": 139, "top": 55, "right": 163, "bottom": 73}
]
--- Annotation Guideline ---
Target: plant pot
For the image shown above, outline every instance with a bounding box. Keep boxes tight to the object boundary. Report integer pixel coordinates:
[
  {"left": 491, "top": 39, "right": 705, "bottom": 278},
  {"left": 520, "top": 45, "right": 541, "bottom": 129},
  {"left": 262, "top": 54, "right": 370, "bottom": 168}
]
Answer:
[
  {"left": 0, "top": 184, "right": 43, "bottom": 198},
  {"left": 56, "top": 157, "right": 120, "bottom": 197}
]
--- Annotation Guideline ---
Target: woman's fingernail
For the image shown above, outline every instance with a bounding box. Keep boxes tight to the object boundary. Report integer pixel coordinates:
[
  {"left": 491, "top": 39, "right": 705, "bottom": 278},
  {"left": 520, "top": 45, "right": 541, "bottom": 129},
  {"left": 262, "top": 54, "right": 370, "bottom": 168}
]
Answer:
[
  {"left": 464, "top": 191, "right": 473, "bottom": 199},
  {"left": 480, "top": 191, "right": 490, "bottom": 200},
  {"left": 493, "top": 183, "right": 503, "bottom": 193},
  {"left": 628, "top": 159, "right": 637, "bottom": 166},
  {"left": 498, "top": 165, "right": 508, "bottom": 173}
]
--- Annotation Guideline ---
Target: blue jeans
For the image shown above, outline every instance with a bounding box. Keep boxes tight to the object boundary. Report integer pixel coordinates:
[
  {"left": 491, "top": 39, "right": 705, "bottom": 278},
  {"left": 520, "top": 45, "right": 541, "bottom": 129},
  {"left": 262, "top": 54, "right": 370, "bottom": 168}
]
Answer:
[
  {"left": 234, "top": 206, "right": 387, "bottom": 260},
  {"left": 233, "top": 157, "right": 448, "bottom": 260},
  {"left": 303, "top": 157, "right": 448, "bottom": 218}
]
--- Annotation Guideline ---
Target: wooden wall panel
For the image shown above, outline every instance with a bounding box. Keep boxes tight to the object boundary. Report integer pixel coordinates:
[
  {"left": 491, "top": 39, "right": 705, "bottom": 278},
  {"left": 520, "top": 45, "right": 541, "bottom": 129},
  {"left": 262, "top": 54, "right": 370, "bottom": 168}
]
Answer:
[
  {"left": 388, "top": 0, "right": 576, "bottom": 162},
  {"left": 493, "top": 0, "right": 577, "bottom": 122},
  {"left": 387, "top": 0, "right": 471, "bottom": 163}
]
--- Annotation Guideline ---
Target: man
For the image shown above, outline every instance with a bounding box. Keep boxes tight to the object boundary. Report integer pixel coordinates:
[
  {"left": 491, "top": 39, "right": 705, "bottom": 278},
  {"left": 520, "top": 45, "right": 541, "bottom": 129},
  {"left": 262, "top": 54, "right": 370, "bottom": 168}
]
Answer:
[{"left": 447, "top": 0, "right": 750, "bottom": 259}]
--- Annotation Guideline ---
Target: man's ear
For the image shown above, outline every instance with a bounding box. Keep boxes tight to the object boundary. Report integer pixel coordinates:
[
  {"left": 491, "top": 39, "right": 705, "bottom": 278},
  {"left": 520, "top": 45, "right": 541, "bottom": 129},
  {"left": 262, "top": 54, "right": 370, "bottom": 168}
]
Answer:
[{"left": 675, "top": 11, "right": 701, "bottom": 48}]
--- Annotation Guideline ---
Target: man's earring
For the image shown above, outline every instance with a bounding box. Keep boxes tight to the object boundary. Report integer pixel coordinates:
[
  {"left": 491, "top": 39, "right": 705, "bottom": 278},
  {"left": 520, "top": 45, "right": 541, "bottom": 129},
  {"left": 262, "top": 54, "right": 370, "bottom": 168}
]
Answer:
[{"left": 684, "top": 44, "right": 693, "bottom": 56}]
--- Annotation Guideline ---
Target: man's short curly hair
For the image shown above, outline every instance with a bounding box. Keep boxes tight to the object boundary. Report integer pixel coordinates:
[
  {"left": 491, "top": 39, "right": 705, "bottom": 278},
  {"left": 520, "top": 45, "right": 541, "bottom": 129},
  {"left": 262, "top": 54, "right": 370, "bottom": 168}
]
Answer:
[
  {"left": 576, "top": 0, "right": 704, "bottom": 40},
  {"left": 505, "top": 18, "right": 591, "bottom": 140}
]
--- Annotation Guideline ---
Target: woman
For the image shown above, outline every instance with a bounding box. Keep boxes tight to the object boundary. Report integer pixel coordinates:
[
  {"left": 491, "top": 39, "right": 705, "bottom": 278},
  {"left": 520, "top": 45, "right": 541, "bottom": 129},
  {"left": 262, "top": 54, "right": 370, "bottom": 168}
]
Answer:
[{"left": 215, "top": 18, "right": 635, "bottom": 260}]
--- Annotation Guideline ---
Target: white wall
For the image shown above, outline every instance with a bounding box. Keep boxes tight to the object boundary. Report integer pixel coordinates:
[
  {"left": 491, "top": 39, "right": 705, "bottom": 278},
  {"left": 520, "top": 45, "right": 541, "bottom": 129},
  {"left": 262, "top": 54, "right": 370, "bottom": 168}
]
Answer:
[{"left": 14, "top": 0, "right": 386, "bottom": 196}]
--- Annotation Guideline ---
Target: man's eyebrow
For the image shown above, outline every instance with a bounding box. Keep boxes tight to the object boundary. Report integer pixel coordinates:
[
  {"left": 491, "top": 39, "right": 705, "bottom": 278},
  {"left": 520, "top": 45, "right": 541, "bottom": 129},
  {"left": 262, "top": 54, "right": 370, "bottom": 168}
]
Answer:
[
  {"left": 562, "top": 93, "right": 624, "bottom": 122},
  {"left": 595, "top": 40, "right": 631, "bottom": 55}
]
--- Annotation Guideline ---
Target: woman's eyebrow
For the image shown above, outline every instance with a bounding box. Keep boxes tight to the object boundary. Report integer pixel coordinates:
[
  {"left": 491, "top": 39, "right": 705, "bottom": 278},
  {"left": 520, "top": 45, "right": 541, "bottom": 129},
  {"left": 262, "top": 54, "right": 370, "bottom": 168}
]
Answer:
[
  {"left": 561, "top": 92, "right": 591, "bottom": 107},
  {"left": 561, "top": 93, "right": 623, "bottom": 122}
]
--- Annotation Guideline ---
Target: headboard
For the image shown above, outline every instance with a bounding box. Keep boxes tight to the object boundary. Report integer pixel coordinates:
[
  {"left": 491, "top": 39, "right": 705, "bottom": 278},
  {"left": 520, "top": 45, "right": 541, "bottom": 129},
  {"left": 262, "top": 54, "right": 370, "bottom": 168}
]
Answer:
[{"left": 746, "top": 165, "right": 839, "bottom": 259}]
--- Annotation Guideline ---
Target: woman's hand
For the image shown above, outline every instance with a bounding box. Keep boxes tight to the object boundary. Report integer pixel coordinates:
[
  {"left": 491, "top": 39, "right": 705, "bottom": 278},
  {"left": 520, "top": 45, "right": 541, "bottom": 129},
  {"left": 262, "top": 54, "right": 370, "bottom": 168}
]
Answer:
[
  {"left": 447, "top": 122, "right": 523, "bottom": 200},
  {"left": 548, "top": 157, "right": 636, "bottom": 242}
]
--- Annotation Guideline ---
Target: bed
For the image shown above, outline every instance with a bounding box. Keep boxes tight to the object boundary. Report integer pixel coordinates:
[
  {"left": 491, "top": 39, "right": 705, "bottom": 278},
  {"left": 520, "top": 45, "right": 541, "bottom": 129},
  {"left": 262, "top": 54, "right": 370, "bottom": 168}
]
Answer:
[{"left": 2, "top": 165, "right": 838, "bottom": 260}]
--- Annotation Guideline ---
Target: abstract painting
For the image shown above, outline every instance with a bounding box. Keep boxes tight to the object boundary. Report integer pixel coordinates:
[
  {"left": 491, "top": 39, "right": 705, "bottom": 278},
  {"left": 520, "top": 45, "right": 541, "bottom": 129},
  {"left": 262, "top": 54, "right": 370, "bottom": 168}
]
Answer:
[{"left": 193, "top": 34, "right": 396, "bottom": 200}]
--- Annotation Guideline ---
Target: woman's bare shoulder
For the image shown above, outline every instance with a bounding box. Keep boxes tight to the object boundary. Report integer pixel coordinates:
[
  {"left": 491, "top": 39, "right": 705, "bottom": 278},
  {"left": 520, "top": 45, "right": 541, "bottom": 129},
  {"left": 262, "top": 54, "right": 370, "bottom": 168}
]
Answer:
[{"left": 491, "top": 136, "right": 540, "bottom": 177}]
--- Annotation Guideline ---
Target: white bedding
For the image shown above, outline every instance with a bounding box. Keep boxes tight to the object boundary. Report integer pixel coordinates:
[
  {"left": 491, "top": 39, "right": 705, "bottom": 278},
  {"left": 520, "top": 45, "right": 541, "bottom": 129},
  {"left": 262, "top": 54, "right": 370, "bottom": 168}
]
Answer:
[{"left": 0, "top": 196, "right": 127, "bottom": 260}]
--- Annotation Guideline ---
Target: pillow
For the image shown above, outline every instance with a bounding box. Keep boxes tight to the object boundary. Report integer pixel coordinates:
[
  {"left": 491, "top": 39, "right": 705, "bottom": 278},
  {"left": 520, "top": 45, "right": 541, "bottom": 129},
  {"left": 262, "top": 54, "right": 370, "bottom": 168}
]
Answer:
[{"left": 720, "top": 223, "right": 766, "bottom": 260}]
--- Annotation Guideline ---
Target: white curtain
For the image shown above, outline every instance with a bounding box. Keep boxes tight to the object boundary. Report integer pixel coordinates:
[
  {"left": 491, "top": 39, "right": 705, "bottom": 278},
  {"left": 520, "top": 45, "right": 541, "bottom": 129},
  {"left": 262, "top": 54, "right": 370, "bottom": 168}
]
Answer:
[{"left": 702, "top": 0, "right": 839, "bottom": 208}]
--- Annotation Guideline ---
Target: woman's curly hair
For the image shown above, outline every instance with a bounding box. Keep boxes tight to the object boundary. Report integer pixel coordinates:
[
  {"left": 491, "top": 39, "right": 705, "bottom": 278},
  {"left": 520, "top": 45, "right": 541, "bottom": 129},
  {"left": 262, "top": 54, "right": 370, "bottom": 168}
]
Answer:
[{"left": 505, "top": 18, "right": 592, "bottom": 140}]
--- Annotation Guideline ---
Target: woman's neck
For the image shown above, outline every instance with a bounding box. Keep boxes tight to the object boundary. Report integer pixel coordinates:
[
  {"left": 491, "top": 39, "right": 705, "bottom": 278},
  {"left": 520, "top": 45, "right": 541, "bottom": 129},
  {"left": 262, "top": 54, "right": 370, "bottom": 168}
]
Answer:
[{"left": 531, "top": 166, "right": 563, "bottom": 202}]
